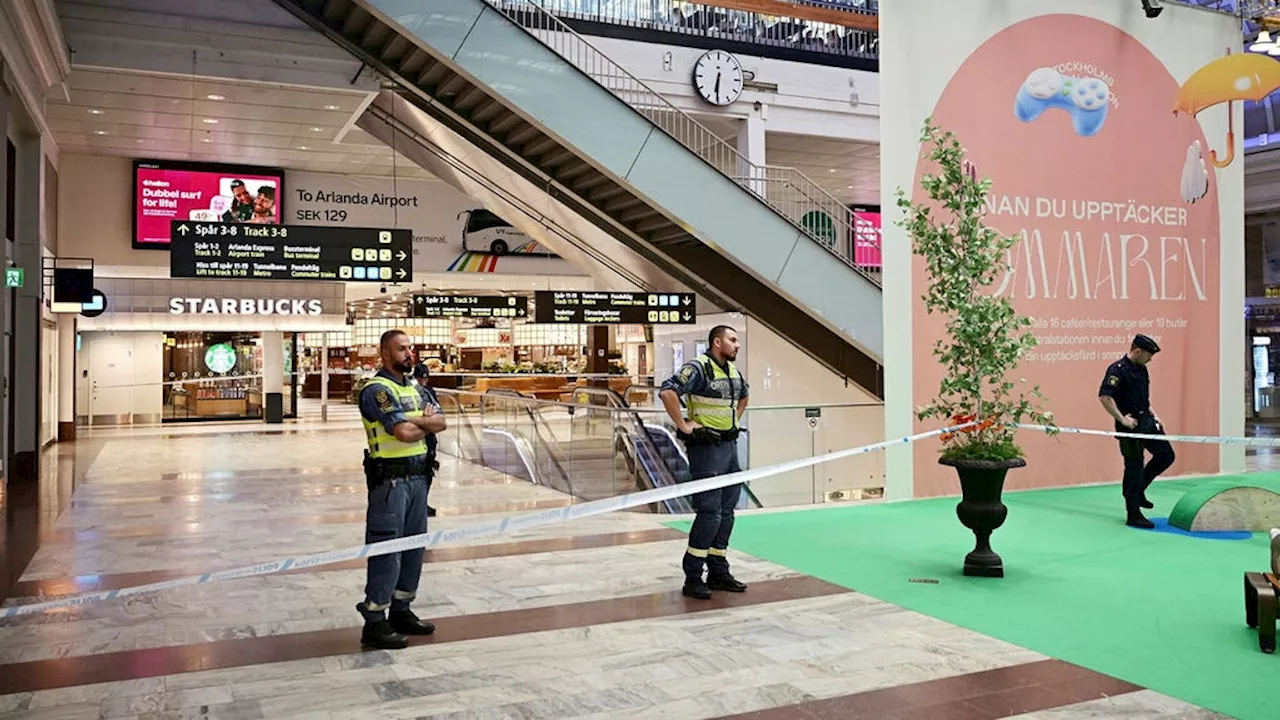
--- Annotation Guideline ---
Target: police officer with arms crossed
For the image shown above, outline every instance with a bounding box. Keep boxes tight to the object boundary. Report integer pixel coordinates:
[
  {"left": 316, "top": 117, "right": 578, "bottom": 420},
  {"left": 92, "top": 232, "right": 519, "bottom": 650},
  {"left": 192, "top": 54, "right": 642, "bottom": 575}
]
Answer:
[
  {"left": 659, "top": 325, "right": 750, "bottom": 600},
  {"left": 1098, "top": 334, "right": 1176, "bottom": 529},
  {"left": 356, "top": 330, "right": 446, "bottom": 649}
]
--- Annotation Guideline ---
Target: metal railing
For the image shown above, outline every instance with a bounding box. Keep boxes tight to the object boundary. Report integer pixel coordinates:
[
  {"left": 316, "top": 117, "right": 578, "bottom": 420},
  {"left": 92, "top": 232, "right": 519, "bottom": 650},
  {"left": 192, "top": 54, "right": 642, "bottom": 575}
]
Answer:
[
  {"left": 483, "top": 0, "right": 883, "bottom": 285},
  {"left": 524, "top": 0, "right": 879, "bottom": 59}
]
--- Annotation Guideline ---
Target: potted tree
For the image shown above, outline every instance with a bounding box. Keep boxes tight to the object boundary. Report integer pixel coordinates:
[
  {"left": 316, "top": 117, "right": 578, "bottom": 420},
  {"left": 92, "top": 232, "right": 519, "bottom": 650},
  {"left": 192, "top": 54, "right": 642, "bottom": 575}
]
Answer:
[{"left": 895, "top": 118, "right": 1057, "bottom": 578}]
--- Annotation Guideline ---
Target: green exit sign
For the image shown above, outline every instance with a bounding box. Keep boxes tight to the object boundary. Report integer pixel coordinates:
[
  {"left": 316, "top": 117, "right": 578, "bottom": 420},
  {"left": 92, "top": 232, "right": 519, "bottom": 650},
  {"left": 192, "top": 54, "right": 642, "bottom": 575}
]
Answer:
[{"left": 4, "top": 268, "right": 22, "bottom": 288}]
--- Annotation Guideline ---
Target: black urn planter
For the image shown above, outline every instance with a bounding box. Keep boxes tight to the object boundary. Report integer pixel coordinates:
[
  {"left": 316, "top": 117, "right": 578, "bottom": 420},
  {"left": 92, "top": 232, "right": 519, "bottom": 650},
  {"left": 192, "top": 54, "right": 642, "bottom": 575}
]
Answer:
[{"left": 939, "top": 456, "right": 1026, "bottom": 578}]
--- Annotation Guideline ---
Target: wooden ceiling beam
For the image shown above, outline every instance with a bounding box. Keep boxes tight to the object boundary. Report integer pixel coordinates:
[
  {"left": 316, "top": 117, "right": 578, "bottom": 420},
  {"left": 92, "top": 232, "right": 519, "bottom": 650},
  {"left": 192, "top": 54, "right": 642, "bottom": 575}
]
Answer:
[{"left": 694, "top": 0, "right": 879, "bottom": 32}]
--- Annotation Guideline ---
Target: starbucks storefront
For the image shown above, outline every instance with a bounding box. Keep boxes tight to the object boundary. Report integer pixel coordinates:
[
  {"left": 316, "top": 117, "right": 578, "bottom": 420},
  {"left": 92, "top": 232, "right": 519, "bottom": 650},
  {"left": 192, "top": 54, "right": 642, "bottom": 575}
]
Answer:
[{"left": 76, "top": 278, "right": 348, "bottom": 425}]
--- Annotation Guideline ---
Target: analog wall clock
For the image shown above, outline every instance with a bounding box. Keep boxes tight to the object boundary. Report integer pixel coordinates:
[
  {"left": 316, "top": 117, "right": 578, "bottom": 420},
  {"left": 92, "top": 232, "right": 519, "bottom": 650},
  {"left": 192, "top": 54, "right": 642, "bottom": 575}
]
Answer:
[{"left": 692, "top": 50, "right": 744, "bottom": 107}]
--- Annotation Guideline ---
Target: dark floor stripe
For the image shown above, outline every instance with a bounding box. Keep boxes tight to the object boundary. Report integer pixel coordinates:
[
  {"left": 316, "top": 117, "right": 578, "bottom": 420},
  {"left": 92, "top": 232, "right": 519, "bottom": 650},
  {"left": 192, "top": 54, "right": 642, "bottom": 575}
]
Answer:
[
  {"left": 38, "top": 498, "right": 575, "bottom": 543},
  {"left": 712, "top": 658, "right": 1141, "bottom": 720},
  {"left": 6, "top": 528, "right": 685, "bottom": 599},
  {"left": 0, "top": 576, "right": 843, "bottom": 695}
]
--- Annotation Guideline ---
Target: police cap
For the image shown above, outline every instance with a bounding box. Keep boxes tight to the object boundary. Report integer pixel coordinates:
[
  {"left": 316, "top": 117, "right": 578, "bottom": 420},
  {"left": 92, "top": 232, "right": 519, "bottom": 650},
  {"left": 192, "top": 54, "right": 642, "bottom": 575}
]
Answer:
[
  {"left": 1132, "top": 334, "right": 1160, "bottom": 354},
  {"left": 412, "top": 363, "right": 430, "bottom": 379}
]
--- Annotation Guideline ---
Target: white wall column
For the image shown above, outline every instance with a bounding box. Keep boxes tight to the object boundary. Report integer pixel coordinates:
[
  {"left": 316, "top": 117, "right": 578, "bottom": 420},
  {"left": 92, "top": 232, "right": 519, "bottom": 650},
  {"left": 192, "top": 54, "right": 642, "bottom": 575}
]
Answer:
[
  {"left": 262, "top": 331, "right": 284, "bottom": 423},
  {"left": 737, "top": 110, "right": 767, "bottom": 196},
  {"left": 57, "top": 317, "right": 75, "bottom": 441}
]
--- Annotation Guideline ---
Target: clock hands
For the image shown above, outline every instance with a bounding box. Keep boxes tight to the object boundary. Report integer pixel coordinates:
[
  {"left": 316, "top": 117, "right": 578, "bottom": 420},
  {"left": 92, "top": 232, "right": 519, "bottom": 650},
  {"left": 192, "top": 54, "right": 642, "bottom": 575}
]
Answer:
[{"left": 715, "top": 72, "right": 722, "bottom": 104}]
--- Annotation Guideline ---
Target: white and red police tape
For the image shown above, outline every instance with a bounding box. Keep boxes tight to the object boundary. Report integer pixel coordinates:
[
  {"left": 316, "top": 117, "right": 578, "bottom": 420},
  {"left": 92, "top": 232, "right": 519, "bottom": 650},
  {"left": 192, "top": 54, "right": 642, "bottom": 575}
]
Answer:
[
  {"left": 0, "top": 422, "right": 977, "bottom": 618},
  {"left": 1016, "top": 423, "right": 1280, "bottom": 447}
]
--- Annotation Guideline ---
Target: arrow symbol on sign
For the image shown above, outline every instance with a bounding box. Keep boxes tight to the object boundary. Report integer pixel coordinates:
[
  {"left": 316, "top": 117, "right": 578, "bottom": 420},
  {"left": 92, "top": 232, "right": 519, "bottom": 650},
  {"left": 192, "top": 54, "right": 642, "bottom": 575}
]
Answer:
[
  {"left": 683, "top": 312, "right": 691, "bottom": 321},
  {"left": 397, "top": 251, "right": 407, "bottom": 261},
  {"left": 177, "top": 224, "right": 190, "bottom": 235},
  {"left": 682, "top": 296, "right": 691, "bottom": 306},
  {"left": 396, "top": 269, "right": 407, "bottom": 279}
]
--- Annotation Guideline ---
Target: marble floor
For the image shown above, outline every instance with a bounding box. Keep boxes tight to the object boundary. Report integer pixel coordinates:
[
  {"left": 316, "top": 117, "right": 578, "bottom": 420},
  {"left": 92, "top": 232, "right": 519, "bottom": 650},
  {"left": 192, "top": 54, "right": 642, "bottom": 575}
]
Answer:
[{"left": 0, "top": 419, "right": 1230, "bottom": 719}]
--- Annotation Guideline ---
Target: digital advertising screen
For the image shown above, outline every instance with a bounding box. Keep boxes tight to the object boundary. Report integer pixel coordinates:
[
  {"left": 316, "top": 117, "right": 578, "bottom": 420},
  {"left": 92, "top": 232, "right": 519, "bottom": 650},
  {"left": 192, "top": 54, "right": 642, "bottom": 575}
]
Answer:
[{"left": 133, "top": 160, "right": 285, "bottom": 250}]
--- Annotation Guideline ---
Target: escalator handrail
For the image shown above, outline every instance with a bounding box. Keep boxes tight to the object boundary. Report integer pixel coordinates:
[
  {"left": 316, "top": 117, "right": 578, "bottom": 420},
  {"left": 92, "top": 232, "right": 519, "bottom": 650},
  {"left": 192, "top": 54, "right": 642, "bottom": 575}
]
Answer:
[
  {"left": 475, "top": 388, "right": 578, "bottom": 497},
  {"left": 479, "top": 427, "right": 544, "bottom": 487},
  {"left": 512, "top": 393, "right": 578, "bottom": 499}
]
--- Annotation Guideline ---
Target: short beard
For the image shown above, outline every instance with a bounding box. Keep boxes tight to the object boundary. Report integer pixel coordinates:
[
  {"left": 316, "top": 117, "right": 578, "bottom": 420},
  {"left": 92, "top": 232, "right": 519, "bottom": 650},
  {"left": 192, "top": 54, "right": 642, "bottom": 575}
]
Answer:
[{"left": 392, "top": 360, "right": 414, "bottom": 374}]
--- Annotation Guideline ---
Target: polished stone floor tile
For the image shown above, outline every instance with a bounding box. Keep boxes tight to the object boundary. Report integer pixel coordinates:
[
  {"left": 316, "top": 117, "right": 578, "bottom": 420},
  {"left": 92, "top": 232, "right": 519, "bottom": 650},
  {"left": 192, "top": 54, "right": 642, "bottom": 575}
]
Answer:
[{"left": 0, "top": 421, "right": 1226, "bottom": 720}]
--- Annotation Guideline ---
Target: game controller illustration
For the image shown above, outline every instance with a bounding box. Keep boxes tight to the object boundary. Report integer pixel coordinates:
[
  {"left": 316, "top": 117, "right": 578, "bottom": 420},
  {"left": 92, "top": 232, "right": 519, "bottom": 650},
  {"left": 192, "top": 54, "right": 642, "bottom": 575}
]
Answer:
[{"left": 1014, "top": 67, "right": 1110, "bottom": 137}]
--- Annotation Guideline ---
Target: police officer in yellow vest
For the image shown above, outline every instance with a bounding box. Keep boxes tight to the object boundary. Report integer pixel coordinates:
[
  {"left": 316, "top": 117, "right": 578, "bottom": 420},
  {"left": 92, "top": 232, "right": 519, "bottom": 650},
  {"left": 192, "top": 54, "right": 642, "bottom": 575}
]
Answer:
[
  {"left": 355, "top": 329, "right": 447, "bottom": 649},
  {"left": 659, "top": 325, "right": 750, "bottom": 600}
]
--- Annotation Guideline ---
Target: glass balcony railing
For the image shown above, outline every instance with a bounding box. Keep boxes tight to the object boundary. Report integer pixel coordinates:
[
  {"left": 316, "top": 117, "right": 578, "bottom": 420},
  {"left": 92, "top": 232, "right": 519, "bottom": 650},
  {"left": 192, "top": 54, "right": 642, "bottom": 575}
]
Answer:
[
  {"left": 498, "top": 0, "right": 880, "bottom": 60},
  {"left": 433, "top": 385, "right": 885, "bottom": 511}
]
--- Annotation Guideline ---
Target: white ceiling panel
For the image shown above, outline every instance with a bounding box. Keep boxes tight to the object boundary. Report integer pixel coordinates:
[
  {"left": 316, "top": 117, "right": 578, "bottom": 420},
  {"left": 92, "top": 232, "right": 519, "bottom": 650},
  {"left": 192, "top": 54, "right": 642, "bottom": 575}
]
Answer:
[{"left": 48, "top": 66, "right": 440, "bottom": 180}]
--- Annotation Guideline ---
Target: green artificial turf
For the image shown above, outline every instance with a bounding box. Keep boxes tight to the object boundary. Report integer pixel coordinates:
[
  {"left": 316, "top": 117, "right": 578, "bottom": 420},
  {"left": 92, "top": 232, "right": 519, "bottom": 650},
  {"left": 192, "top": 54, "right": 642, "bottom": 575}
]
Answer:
[{"left": 668, "top": 473, "right": 1280, "bottom": 720}]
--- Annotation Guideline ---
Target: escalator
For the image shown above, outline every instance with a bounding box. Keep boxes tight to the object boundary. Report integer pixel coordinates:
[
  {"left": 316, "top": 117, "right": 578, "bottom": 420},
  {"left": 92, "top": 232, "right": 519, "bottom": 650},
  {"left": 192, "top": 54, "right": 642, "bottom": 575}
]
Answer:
[
  {"left": 449, "top": 387, "right": 694, "bottom": 512},
  {"left": 273, "top": 0, "right": 884, "bottom": 398}
]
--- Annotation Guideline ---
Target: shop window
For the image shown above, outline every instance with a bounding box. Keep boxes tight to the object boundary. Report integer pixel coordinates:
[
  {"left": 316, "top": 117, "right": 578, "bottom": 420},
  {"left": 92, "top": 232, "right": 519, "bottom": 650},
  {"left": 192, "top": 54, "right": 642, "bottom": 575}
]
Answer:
[{"left": 161, "top": 331, "right": 297, "bottom": 422}]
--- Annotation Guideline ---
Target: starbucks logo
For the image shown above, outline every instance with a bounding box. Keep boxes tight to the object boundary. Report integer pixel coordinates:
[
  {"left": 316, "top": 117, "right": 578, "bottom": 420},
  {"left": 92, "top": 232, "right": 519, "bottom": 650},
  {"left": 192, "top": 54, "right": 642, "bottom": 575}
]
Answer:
[{"left": 204, "top": 343, "right": 236, "bottom": 374}]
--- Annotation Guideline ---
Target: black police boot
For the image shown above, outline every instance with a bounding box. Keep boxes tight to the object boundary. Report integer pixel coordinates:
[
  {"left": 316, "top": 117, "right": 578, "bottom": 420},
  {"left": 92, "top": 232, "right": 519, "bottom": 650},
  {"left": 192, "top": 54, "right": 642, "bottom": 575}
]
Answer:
[
  {"left": 360, "top": 620, "right": 408, "bottom": 650},
  {"left": 389, "top": 609, "right": 436, "bottom": 636},
  {"left": 707, "top": 573, "right": 748, "bottom": 593},
  {"left": 1140, "top": 496, "right": 1154, "bottom": 509},
  {"left": 1126, "top": 511, "right": 1155, "bottom": 529},
  {"left": 682, "top": 578, "right": 712, "bottom": 600}
]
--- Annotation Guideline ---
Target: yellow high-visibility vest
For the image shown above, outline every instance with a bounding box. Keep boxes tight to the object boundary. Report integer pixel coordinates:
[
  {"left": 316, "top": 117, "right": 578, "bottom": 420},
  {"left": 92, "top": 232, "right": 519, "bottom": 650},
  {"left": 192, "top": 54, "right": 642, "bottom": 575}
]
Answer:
[
  {"left": 361, "top": 375, "right": 429, "bottom": 459},
  {"left": 686, "top": 354, "right": 741, "bottom": 432}
]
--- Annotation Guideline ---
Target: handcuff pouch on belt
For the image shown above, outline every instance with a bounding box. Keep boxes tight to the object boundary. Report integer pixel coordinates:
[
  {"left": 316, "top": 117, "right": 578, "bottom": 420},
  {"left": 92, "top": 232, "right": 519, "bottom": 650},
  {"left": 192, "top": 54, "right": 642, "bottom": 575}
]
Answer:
[{"left": 677, "top": 426, "right": 740, "bottom": 446}]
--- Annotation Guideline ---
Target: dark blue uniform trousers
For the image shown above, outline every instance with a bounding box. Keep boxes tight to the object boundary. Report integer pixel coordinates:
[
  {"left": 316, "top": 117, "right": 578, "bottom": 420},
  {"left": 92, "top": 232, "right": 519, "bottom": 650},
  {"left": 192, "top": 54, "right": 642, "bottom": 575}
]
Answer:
[
  {"left": 360, "top": 473, "right": 430, "bottom": 621},
  {"left": 682, "top": 439, "right": 742, "bottom": 581},
  {"left": 1118, "top": 415, "right": 1175, "bottom": 513}
]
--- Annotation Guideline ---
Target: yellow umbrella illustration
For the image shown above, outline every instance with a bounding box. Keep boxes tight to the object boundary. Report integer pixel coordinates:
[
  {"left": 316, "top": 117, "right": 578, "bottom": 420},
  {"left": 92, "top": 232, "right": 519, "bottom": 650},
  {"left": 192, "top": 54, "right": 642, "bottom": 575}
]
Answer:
[{"left": 1174, "top": 51, "right": 1280, "bottom": 168}]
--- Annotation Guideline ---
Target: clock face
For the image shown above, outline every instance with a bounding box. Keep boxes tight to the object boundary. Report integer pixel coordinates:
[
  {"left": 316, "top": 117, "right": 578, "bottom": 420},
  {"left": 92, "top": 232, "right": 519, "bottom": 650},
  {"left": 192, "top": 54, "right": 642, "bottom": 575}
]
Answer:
[{"left": 693, "top": 50, "right": 744, "bottom": 106}]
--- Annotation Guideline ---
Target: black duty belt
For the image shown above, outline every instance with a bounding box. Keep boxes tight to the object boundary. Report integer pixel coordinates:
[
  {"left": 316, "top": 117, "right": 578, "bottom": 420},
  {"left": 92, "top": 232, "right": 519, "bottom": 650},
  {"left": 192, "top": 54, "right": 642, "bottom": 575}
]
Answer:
[
  {"left": 677, "top": 427, "right": 741, "bottom": 446},
  {"left": 363, "top": 451, "right": 431, "bottom": 477}
]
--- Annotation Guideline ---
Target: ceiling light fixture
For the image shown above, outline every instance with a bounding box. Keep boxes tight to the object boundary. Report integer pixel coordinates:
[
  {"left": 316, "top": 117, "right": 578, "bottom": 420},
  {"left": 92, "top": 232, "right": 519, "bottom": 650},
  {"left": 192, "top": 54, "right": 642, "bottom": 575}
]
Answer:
[
  {"left": 298, "top": 145, "right": 309, "bottom": 151},
  {"left": 1253, "top": 31, "right": 1277, "bottom": 53},
  {"left": 310, "top": 127, "right": 323, "bottom": 132},
  {"left": 93, "top": 130, "right": 108, "bottom": 135},
  {"left": 324, "top": 104, "right": 341, "bottom": 111},
  {"left": 206, "top": 94, "right": 226, "bottom": 100},
  {"left": 202, "top": 118, "right": 218, "bottom": 124},
  {"left": 87, "top": 109, "right": 104, "bottom": 115}
]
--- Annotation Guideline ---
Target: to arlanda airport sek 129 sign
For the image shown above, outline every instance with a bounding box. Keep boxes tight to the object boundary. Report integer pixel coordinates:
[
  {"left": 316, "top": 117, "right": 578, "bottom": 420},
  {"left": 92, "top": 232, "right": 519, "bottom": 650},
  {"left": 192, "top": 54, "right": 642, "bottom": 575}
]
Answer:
[{"left": 168, "top": 220, "right": 412, "bottom": 283}]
